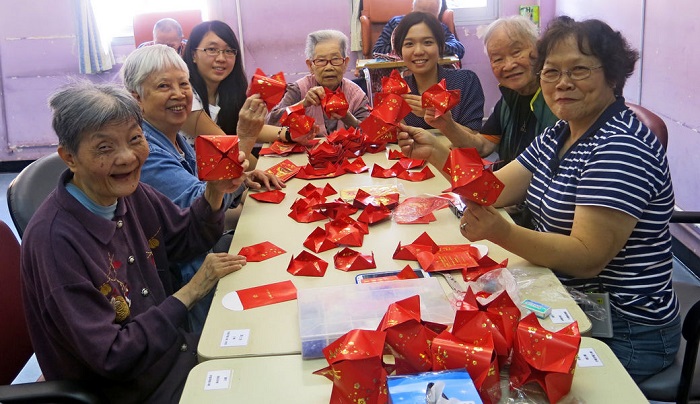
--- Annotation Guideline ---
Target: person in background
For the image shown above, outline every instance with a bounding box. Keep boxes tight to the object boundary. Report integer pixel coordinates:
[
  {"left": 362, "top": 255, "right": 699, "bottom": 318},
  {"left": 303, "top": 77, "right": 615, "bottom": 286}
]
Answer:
[
  {"left": 394, "top": 12, "right": 484, "bottom": 134},
  {"left": 21, "top": 81, "right": 247, "bottom": 403},
  {"left": 137, "top": 17, "right": 188, "bottom": 56},
  {"left": 122, "top": 45, "right": 284, "bottom": 331},
  {"left": 400, "top": 16, "right": 680, "bottom": 383},
  {"left": 267, "top": 29, "right": 370, "bottom": 141},
  {"left": 180, "top": 20, "right": 286, "bottom": 166},
  {"left": 372, "top": 0, "right": 465, "bottom": 60}
]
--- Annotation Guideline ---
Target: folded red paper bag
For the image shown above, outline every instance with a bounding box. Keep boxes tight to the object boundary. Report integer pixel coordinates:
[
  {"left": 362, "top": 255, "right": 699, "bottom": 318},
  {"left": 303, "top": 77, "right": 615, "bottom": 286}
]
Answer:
[
  {"left": 247, "top": 68, "right": 287, "bottom": 110},
  {"left": 377, "top": 295, "right": 445, "bottom": 374},
  {"left": 279, "top": 104, "right": 315, "bottom": 140},
  {"left": 333, "top": 248, "right": 376, "bottom": 271},
  {"left": 195, "top": 135, "right": 244, "bottom": 180},
  {"left": 287, "top": 251, "right": 328, "bottom": 277},
  {"left": 322, "top": 87, "right": 349, "bottom": 118},
  {"left": 248, "top": 189, "right": 286, "bottom": 204},
  {"left": 421, "top": 78, "right": 461, "bottom": 118},
  {"left": 237, "top": 241, "right": 286, "bottom": 262},
  {"left": 443, "top": 148, "right": 504, "bottom": 205},
  {"left": 314, "top": 329, "right": 389, "bottom": 404},
  {"left": 510, "top": 314, "right": 581, "bottom": 404},
  {"left": 359, "top": 93, "right": 411, "bottom": 143}
]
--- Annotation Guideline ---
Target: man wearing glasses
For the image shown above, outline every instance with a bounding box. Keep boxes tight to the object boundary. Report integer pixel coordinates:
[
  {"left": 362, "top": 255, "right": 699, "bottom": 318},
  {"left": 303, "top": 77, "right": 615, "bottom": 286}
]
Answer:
[
  {"left": 137, "top": 18, "right": 188, "bottom": 57},
  {"left": 268, "top": 29, "right": 370, "bottom": 137}
]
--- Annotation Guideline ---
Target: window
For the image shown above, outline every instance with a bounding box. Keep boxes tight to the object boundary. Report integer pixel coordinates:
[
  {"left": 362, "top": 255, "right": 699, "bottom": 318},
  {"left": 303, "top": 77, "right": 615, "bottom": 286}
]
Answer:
[
  {"left": 447, "top": 0, "right": 499, "bottom": 25},
  {"left": 92, "top": 0, "right": 208, "bottom": 41}
]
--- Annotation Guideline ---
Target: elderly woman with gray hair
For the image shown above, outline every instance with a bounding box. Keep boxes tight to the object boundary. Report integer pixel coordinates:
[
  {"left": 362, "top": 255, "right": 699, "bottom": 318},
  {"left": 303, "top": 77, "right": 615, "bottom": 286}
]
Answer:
[
  {"left": 20, "top": 81, "right": 247, "bottom": 402},
  {"left": 268, "top": 29, "right": 370, "bottom": 140}
]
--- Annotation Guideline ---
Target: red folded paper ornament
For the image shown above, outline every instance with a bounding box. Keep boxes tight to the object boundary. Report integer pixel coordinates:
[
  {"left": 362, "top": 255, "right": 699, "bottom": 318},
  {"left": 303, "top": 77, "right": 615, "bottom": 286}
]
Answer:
[
  {"left": 237, "top": 241, "right": 286, "bottom": 262},
  {"left": 288, "top": 202, "right": 327, "bottom": 223},
  {"left": 341, "top": 157, "right": 369, "bottom": 174},
  {"left": 314, "top": 200, "right": 358, "bottom": 219},
  {"left": 247, "top": 68, "right": 287, "bottom": 110},
  {"left": 248, "top": 189, "right": 286, "bottom": 204},
  {"left": 295, "top": 162, "right": 345, "bottom": 180},
  {"left": 443, "top": 148, "right": 505, "bottom": 205},
  {"left": 357, "top": 203, "right": 392, "bottom": 224},
  {"left": 287, "top": 251, "right": 328, "bottom": 277},
  {"left": 377, "top": 295, "right": 442, "bottom": 374},
  {"left": 462, "top": 255, "right": 509, "bottom": 282},
  {"left": 370, "top": 162, "right": 403, "bottom": 179},
  {"left": 322, "top": 87, "right": 350, "bottom": 118},
  {"left": 397, "top": 165, "right": 434, "bottom": 182},
  {"left": 307, "top": 141, "right": 344, "bottom": 166},
  {"left": 324, "top": 217, "right": 365, "bottom": 246},
  {"left": 387, "top": 149, "right": 407, "bottom": 160},
  {"left": 397, "top": 157, "right": 425, "bottom": 169},
  {"left": 298, "top": 182, "right": 337, "bottom": 198},
  {"left": 195, "top": 135, "right": 244, "bottom": 180},
  {"left": 381, "top": 69, "right": 409, "bottom": 95},
  {"left": 352, "top": 188, "right": 400, "bottom": 210},
  {"left": 421, "top": 78, "right": 461, "bottom": 118},
  {"left": 264, "top": 159, "right": 301, "bottom": 182},
  {"left": 393, "top": 232, "right": 440, "bottom": 261},
  {"left": 314, "top": 329, "right": 388, "bottom": 404},
  {"left": 510, "top": 314, "right": 581, "bottom": 404},
  {"left": 333, "top": 248, "right": 376, "bottom": 271},
  {"left": 279, "top": 104, "right": 315, "bottom": 140},
  {"left": 359, "top": 93, "right": 411, "bottom": 143},
  {"left": 303, "top": 227, "right": 338, "bottom": 253}
]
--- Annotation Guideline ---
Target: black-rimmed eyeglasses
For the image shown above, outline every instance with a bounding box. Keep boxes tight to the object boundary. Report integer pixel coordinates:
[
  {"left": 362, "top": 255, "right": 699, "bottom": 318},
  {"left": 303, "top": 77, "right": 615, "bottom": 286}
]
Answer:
[
  {"left": 311, "top": 57, "right": 345, "bottom": 67},
  {"left": 196, "top": 47, "right": 238, "bottom": 58},
  {"left": 538, "top": 65, "right": 603, "bottom": 83}
]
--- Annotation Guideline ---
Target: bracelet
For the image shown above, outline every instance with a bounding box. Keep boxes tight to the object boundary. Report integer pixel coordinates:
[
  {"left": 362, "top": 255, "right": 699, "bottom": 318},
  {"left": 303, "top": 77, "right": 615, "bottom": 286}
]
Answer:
[{"left": 277, "top": 126, "right": 291, "bottom": 142}]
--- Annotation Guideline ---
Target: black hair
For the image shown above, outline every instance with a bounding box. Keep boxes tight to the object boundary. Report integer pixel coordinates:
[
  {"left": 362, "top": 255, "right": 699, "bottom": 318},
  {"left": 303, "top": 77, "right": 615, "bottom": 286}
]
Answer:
[
  {"left": 535, "top": 16, "right": 639, "bottom": 96},
  {"left": 392, "top": 12, "right": 446, "bottom": 58},
  {"left": 183, "top": 20, "right": 248, "bottom": 134}
]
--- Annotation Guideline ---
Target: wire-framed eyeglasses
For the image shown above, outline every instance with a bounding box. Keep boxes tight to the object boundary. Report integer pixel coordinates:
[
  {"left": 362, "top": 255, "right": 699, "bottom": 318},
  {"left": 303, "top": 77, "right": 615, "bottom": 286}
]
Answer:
[
  {"left": 311, "top": 57, "right": 345, "bottom": 67},
  {"left": 538, "top": 65, "right": 603, "bottom": 83},
  {"left": 196, "top": 47, "right": 238, "bottom": 58}
]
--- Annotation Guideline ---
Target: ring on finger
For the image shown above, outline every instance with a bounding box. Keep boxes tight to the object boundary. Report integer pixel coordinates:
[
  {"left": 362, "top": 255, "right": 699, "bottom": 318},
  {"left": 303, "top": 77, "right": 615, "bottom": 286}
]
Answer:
[{"left": 460, "top": 222, "right": 467, "bottom": 230}]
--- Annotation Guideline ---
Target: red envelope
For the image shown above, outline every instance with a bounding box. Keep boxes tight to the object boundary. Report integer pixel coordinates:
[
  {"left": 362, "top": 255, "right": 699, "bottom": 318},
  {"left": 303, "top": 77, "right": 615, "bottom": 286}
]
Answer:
[
  {"left": 247, "top": 68, "right": 287, "bottom": 110},
  {"left": 421, "top": 78, "right": 461, "bottom": 118},
  {"left": 357, "top": 203, "right": 392, "bottom": 224},
  {"left": 397, "top": 165, "right": 434, "bottom": 182},
  {"left": 295, "top": 163, "right": 345, "bottom": 180},
  {"left": 287, "top": 251, "right": 328, "bottom": 277},
  {"left": 259, "top": 140, "right": 306, "bottom": 156},
  {"left": 462, "top": 256, "right": 509, "bottom": 282},
  {"left": 194, "top": 135, "right": 244, "bottom": 180},
  {"left": 236, "top": 280, "right": 297, "bottom": 310},
  {"left": 359, "top": 93, "right": 411, "bottom": 143},
  {"left": 341, "top": 157, "right": 369, "bottom": 174},
  {"left": 333, "top": 248, "right": 376, "bottom": 271},
  {"left": 303, "top": 227, "right": 338, "bottom": 253},
  {"left": 264, "top": 159, "right": 301, "bottom": 182},
  {"left": 443, "top": 148, "right": 505, "bottom": 205},
  {"left": 237, "top": 241, "right": 286, "bottom": 262},
  {"left": 416, "top": 244, "right": 479, "bottom": 272},
  {"left": 314, "top": 329, "right": 388, "bottom": 404},
  {"left": 279, "top": 104, "right": 315, "bottom": 140},
  {"left": 248, "top": 189, "right": 286, "bottom": 204},
  {"left": 322, "top": 87, "right": 349, "bottom": 118},
  {"left": 510, "top": 314, "right": 581, "bottom": 404},
  {"left": 298, "top": 183, "right": 337, "bottom": 198}
]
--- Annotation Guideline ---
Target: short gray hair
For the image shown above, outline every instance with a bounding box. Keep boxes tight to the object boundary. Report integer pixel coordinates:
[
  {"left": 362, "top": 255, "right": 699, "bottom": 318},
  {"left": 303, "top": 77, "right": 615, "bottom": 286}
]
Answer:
[
  {"left": 49, "top": 81, "right": 142, "bottom": 154},
  {"left": 483, "top": 15, "right": 538, "bottom": 50},
  {"left": 121, "top": 45, "right": 188, "bottom": 98},
  {"left": 153, "top": 18, "right": 183, "bottom": 37},
  {"left": 305, "top": 29, "right": 348, "bottom": 60}
]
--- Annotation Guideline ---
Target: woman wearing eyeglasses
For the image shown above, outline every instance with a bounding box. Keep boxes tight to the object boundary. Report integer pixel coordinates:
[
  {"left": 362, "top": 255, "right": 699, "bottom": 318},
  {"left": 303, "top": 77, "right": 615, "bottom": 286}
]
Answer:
[
  {"left": 267, "top": 29, "right": 370, "bottom": 141},
  {"left": 400, "top": 16, "right": 680, "bottom": 383}
]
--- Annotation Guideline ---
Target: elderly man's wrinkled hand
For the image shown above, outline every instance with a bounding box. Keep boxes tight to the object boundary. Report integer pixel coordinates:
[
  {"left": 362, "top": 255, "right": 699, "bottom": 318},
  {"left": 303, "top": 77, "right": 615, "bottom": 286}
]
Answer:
[
  {"left": 397, "top": 123, "right": 436, "bottom": 160},
  {"left": 302, "top": 86, "right": 325, "bottom": 108},
  {"left": 237, "top": 94, "right": 266, "bottom": 139},
  {"left": 245, "top": 169, "right": 285, "bottom": 191}
]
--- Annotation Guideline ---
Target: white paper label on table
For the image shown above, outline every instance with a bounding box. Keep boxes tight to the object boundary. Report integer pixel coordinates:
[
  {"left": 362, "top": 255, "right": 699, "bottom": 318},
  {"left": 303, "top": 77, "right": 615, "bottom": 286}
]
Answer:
[
  {"left": 221, "top": 329, "right": 250, "bottom": 347},
  {"left": 221, "top": 291, "right": 243, "bottom": 311},
  {"left": 577, "top": 347, "right": 604, "bottom": 367},
  {"left": 204, "top": 369, "right": 232, "bottom": 390},
  {"left": 549, "top": 308, "right": 574, "bottom": 324}
]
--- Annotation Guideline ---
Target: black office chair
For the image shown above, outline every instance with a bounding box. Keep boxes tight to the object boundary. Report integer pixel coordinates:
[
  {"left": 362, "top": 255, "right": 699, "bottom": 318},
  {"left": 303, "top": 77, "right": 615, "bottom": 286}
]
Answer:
[
  {"left": 6, "top": 152, "right": 66, "bottom": 238},
  {"left": 0, "top": 219, "right": 103, "bottom": 403}
]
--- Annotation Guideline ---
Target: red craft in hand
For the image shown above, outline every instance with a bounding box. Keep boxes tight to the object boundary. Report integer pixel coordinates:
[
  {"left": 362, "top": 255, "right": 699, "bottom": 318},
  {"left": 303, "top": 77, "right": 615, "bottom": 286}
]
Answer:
[
  {"left": 247, "top": 68, "right": 287, "bottom": 110},
  {"left": 421, "top": 78, "right": 461, "bottom": 118},
  {"left": 279, "top": 104, "right": 315, "bottom": 140},
  {"left": 359, "top": 93, "right": 411, "bottom": 143},
  {"left": 195, "top": 135, "right": 244, "bottom": 180},
  {"left": 510, "top": 314, "right": 581, "bottom": 404},
  {"left": 443, "top": 148, "right": 504, "bottom": 205},
  {"left": 322, "top": 87, "right": 349, "bottom": 118},
  {"left": 374, "top": 69, "right": 409, "bottom": 105},
  {"left": 286, "top": 251, "right": 328, "bottom": 277}
]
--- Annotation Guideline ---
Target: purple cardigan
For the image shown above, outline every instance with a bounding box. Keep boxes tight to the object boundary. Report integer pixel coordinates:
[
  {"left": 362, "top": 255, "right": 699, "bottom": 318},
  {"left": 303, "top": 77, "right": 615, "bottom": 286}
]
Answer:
[{"left": 20, "top": 170, "right": 225, "bottom": 403}]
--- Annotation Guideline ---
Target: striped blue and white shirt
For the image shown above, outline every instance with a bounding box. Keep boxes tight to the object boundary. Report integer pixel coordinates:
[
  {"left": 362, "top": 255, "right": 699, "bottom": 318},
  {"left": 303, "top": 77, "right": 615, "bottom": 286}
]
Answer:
[{"left": 517, "top": 98, "right": 679, "bottom": 326}]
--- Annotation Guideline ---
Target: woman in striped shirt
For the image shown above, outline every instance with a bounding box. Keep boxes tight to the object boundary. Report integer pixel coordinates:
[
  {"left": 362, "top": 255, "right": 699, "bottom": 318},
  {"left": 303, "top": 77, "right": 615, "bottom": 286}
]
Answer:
[{"left": 398, "top": 16, "right": 680, "bottom": 383}]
